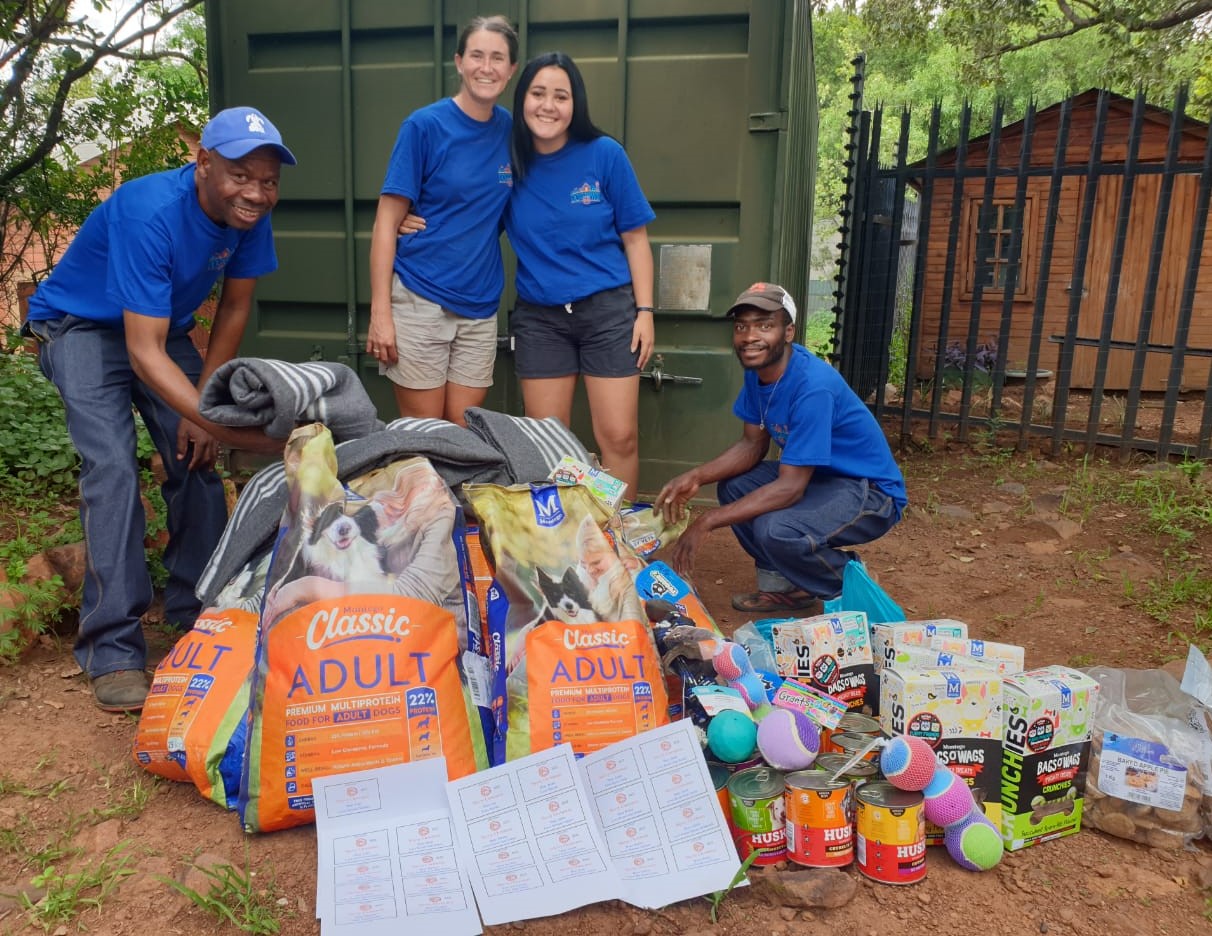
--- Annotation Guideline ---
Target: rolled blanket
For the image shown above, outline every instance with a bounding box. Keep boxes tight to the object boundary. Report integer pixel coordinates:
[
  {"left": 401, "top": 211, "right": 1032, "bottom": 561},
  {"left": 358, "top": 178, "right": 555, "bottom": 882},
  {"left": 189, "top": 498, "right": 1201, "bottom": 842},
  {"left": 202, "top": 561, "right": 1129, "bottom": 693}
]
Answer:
[
  {"left": 195, "top": 418, "right": 510, "bottom": 610},
  {"left": 199, "top": 358, "right": 384, "bottom": 442},
  {"left": 463, "top": 407, "right": 591, "bottom": 483}
]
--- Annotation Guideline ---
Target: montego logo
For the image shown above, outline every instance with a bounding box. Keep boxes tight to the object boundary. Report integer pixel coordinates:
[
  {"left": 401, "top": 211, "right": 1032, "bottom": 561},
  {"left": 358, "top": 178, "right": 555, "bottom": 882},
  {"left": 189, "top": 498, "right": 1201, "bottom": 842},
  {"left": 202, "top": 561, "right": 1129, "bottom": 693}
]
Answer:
[
  {"left": 531, "top": 486, "right": 565, "bottom": 528},
  {"left": 562, "top": 628, "right": 631, "bottom": 651},
  {"left": 208, "top": 248, "right": 231, "bottom": 271},
  {"left": 498, "top": 163, "right": 513, "bottom": 186},
  {"left": 570, "top": 181, "right": 602, "bottom": 205},
  {"left": 305, "top": 607, "right": 412, "bottom": 650}
]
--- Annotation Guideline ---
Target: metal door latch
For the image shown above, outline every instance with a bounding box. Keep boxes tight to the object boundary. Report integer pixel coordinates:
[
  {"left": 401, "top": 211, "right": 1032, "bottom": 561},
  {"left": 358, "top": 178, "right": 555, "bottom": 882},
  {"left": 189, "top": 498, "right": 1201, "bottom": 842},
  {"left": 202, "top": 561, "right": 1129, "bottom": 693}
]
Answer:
[{"left": 640, "top": 354, "right": 704, "bottom": 391}]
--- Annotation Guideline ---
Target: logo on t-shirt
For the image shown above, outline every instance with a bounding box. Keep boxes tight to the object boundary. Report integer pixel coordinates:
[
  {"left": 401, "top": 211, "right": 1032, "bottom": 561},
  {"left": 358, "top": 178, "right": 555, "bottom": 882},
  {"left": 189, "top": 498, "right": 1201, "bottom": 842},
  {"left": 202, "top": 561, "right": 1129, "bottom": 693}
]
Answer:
[
  {"left": 208, "top": 248, "right": 232, "bottom": 272},
  {"left": 569, "top": 181, "right": 602, "bottom": 205},
  {"left": 498, "top": 164, "right": 513, "bottom": 187}
]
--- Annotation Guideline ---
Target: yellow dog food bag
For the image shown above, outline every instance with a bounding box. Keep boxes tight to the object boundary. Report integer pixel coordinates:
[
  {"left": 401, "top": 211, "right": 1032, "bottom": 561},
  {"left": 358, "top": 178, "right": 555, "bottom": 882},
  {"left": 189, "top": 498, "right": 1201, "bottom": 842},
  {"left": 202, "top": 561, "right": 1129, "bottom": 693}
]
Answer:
[
  {"left": 465, "top": 481, "right": 667, "bottom": 761},
  {"left": 239, "top": 425, "right": 487, "bottom": 833}
]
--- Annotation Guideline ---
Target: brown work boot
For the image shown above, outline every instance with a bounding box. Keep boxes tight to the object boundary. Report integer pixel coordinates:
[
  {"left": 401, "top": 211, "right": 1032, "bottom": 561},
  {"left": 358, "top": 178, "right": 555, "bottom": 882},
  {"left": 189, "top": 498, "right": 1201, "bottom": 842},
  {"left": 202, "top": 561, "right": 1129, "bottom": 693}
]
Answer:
[{"left": 91, "top": 670, "right": 150, "bottom": 713}]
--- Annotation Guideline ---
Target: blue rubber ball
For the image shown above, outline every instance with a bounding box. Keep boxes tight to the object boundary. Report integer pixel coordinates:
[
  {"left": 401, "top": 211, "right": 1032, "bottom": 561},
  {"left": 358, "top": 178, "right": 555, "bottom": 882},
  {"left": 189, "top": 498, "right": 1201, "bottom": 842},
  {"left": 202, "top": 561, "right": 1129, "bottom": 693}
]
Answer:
[{"left": 706, "top": 710, "right": 758, "bottom": 763}]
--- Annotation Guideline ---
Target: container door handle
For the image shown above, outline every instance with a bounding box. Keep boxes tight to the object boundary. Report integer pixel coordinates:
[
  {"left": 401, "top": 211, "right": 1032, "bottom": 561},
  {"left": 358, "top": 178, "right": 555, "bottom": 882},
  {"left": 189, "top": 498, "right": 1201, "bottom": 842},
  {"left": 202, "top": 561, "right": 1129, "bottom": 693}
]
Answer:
[{"left": 640, "top": 354, "right": 703, "bottom": 391}]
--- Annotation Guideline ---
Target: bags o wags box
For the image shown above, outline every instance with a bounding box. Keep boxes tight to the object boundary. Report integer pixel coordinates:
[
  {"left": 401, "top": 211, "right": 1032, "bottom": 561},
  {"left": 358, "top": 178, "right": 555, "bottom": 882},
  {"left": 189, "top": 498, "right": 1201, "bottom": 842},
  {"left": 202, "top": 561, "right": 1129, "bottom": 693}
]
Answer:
[
  {"left": 930, "top": 636, "right": 1024, "bottom": 675},
  {"left": 881, "top": 667, "right": 1003, "bottom": 842},
  {"left": 1000, "top": 665, "right": 1099, "bottom": 851},
  {"left": 771, "top": 611, "right": 873, "bottom": 712}
]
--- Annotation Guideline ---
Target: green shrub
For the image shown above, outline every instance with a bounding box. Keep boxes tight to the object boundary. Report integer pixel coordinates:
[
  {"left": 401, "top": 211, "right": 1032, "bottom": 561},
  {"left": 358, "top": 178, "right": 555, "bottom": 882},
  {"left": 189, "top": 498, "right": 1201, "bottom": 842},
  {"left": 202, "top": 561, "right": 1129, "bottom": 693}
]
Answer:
[{"left": 0, "top": 340, "right": 79, "bottom": 498}]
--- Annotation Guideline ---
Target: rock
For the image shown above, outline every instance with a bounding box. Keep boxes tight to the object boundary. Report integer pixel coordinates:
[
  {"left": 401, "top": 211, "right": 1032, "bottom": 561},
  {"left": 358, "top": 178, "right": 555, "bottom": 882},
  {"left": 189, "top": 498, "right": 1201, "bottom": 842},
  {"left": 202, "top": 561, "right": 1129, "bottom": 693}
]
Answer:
[
  {"left": 1100, "top": 552, "right": 1159, "bottom": 585},
  {"left": 176, "top": 852, "right": 234, "bottom": 896},
  {"left": 42, "top": 543, "right": 86, "bottom": 595},
  {"left": 778, "top": 907, "right": 799, "bottom": 921},
  {"left": 936, "top": 504, "right": 977, "bottom": 523},
  {"left": 980, "top": 500, "right": 1014, "bottom": 515},
  {"left": 81, "top": 818, "right": 123, "bottom": 856},
  {"left": 0, "top": 880, "right": 47, "bottom": 912},
  {"left": 632, "top": 917, "right": 653, "bottom": 936},
  {"left": 1022, "top": 517, "right": 1080, "bottom": 541},
  {"left": 1030, "top": 493, "right": 1064, "bottom": 517},
  {"left": 917, "top": 891, "right": 932, "bottom": 905},
  {"left": 1024, "top": 541, "right": 1059, "bottom": 556},
  {"left": 995, "top": 481, "right": 1027, "bottom": 496},
  {"left": 761, "top": 866, "right": 857, "bottom": 910},
  {"left": 1196, "top": 865, "right": 1212, "bottom": 890}
]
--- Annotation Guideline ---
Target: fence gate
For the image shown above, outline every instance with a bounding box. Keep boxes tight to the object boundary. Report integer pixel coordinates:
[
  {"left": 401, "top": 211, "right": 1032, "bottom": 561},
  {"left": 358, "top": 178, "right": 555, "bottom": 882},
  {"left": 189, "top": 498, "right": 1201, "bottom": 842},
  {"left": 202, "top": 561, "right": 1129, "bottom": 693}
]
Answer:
[{"left": 833, "top": 75, "right": 1212, "bottom": 461}]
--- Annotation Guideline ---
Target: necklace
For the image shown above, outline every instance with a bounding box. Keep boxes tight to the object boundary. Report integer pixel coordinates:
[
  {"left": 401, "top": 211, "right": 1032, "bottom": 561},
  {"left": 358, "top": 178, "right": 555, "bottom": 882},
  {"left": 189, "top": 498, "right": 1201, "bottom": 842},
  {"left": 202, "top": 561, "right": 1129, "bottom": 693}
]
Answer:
[{"left": 758, "top": 369, "right": 785, "bottom": 431}]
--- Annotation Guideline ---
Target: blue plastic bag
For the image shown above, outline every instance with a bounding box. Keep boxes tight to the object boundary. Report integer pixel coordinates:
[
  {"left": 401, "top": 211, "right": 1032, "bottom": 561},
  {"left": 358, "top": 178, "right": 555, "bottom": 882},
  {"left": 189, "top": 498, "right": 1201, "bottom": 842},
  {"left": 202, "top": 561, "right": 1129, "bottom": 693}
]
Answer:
[{"left": 823, "top": 559, "right": 904, "bottom": 624}]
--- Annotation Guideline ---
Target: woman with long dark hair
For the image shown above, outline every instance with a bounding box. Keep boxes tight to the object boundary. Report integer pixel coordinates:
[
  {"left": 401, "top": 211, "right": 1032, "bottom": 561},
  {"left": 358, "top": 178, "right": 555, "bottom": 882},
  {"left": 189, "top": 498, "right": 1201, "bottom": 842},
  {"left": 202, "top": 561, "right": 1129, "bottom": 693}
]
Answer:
[
  {"left": 504, "top": 52, "right": 655, "bottom": 497},
  {"left": 367, "top": 15, "right": 518, "bottom": 425}
]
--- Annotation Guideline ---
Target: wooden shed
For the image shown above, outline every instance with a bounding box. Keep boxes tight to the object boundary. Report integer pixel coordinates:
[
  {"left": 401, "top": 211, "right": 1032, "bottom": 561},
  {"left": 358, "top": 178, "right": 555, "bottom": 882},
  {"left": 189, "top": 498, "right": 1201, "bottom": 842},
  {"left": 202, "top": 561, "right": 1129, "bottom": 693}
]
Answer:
[{"left": 911, "top": 89, "right": 1211, "bottom": 392}]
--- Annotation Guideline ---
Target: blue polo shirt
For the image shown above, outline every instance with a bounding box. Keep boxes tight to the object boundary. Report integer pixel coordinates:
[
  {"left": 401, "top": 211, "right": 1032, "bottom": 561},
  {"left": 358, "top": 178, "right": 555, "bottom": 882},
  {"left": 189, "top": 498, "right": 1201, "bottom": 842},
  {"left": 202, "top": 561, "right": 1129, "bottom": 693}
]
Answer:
[
  {"left": 27, "top": 164, "right": 277, "bottom": 331},
  {"left": 733, "top": 344, "right": 908, "bottom": 514}
]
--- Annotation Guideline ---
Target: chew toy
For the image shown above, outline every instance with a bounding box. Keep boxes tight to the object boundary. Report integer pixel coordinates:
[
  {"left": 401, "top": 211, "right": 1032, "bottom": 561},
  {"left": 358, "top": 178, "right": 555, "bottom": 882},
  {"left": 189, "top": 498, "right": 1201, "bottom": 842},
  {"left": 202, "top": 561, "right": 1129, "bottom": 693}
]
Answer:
[
  {"left": 878, "top": 735, "right": 936, "bottom": 791},
  {"left": 706, "top": 710, "right": 758, "bottom": 763},
  {"left": 711, "top": 641, "right": 772, "bottom": 719},
  {"left": 755, "top": 706, "right": 820, "bottom": 771},
  {"left": 882, "top": 732, "right": 1004, "bottom": 872}
]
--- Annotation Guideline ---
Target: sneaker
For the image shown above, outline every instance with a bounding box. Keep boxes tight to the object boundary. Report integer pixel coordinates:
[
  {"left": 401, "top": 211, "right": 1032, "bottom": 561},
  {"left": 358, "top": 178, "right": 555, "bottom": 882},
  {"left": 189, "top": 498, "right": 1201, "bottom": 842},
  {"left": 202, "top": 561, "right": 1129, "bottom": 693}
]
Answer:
[{"left": 92, "top": 670, "right": 150, "bottom": 713}]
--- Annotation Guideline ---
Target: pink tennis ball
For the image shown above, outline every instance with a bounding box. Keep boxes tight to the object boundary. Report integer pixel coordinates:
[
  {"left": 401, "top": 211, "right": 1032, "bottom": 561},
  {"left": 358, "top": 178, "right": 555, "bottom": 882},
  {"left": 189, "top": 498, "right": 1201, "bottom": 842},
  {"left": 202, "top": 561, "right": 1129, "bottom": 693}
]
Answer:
[
  {"left": 944, "top": 808, "right": 1004, "bottom": 871},
  {"left": 924, "top": 768, "right": 978, "bottom": 829},
  {"left": 729, "top": 672, "right": 769, "bottom": 711},
  {"left": 880, "top": 735, "right": 938, "bottom": 792},
  {"left": 756, "top": 707, "right": 820, "bottom": 771},
  {"left": 712, "top": 642, "right": 753, "bottom": 681}
]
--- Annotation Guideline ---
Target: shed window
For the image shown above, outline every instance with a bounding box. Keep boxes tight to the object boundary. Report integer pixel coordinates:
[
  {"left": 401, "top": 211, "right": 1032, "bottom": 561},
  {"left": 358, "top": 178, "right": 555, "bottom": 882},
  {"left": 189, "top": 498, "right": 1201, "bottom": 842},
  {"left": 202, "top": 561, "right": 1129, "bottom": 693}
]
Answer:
[{"left": 962, "top": 197, "right": 1033, "bottom": 300}]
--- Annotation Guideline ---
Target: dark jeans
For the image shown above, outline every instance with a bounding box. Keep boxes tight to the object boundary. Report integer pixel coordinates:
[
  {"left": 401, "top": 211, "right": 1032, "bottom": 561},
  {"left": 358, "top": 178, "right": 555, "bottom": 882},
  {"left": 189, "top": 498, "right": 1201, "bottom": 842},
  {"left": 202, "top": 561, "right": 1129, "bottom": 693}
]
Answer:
[
  {"left": 30, "top": 315, "right": 226, "bottom": 677},
  {"left": 717, "top": 462, "right": 900, "bottom": 600}
]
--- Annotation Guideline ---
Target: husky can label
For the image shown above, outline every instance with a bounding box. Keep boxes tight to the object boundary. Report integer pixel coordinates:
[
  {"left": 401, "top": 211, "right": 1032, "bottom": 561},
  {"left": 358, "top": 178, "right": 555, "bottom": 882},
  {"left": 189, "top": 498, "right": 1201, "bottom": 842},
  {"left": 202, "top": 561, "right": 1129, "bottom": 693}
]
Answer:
[
  {"left": 728, "top": 766, "right": 786, "bottom": 865},
  {"left": 855, "top": 781, "right": 926, "bottom": 885},
  {"left": 785, "top": 771, "right": 853, "bottom": 867},
  {"left": 815, "top": 753, "right": 879, "bottom": 786}
]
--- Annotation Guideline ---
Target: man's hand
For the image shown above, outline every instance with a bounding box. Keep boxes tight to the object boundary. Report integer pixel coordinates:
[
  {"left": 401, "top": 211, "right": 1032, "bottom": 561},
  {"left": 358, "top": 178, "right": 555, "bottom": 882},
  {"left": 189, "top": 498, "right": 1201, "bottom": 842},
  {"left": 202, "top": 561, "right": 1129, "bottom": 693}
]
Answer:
[
  {"left": 177, "top": 419, "right": 219, "bottom": 471},
  {"left": 670, "top": 518, "right": 711, "bottom": 579},
  {"left": 654, "top": 471, "right": 700, "bottom": 524}
]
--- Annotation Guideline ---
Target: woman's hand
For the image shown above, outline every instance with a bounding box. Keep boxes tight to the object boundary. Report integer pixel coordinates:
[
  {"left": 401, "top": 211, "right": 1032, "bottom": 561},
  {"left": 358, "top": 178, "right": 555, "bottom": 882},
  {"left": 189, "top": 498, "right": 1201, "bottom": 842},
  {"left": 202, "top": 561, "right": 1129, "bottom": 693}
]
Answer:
[
  {"left": 397, "top": 213, "right": 428, "bottom": 235},
  {"left": 631, "top": 310, "right": 655, "bottom": 371},
  {"left": 365, "top": 315, "right": 398, "bottom": 365}
]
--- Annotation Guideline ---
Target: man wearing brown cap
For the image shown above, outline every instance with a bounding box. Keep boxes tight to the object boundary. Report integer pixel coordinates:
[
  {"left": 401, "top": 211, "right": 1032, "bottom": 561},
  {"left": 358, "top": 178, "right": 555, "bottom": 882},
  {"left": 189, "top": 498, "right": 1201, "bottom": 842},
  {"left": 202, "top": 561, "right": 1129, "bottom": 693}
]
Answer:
[{"left": 654, "top": 282, "right": 906, "bottom": 614}]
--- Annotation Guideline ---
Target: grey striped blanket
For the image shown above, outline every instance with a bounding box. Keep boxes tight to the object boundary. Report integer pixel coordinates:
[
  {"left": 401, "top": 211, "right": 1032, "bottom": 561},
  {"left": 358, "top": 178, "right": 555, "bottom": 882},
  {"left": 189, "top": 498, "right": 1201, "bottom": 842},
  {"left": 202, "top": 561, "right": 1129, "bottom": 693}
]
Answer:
[{"left": 199, "top": 358, "right": 384, "bottom": 442}]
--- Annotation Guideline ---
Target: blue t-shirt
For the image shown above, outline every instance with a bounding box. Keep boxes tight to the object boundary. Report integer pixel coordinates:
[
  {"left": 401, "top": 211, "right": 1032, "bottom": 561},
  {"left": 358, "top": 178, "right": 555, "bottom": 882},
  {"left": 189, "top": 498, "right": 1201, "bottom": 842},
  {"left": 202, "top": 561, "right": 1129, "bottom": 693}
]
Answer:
[
  {"left": 27, "top": 164, "right": 277, "bottom": 332},
  {"left": 504, "top": 136, "right": 655, "bottom": 306},
  {"left": 733, "top": 344, "right": 908, "bottom": 514},
  {"left": 381, "top": 98, "right": 513, "bottom": 319}
]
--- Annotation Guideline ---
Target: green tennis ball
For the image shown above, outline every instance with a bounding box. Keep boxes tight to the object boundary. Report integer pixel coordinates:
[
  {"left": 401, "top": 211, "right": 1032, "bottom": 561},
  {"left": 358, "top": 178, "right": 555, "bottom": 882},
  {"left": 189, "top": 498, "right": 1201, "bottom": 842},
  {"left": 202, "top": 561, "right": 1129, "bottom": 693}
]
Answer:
[
  {"left": 706, "top": 710, "right": 758, "bottom": 763},
  {"left": 944, "top": 810, "right": 1004, "bottom": 871}
]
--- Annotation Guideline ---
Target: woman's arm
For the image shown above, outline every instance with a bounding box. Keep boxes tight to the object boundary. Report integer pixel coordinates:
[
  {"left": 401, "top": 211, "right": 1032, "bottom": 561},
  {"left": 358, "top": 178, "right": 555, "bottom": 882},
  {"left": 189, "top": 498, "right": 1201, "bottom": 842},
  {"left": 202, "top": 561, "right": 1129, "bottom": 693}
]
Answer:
[
  {"left": 368, "top": 194, "right": 412, "bottom": 365},
  {"left": 620, "top": 225, "right": 655, "bottom": 370}
]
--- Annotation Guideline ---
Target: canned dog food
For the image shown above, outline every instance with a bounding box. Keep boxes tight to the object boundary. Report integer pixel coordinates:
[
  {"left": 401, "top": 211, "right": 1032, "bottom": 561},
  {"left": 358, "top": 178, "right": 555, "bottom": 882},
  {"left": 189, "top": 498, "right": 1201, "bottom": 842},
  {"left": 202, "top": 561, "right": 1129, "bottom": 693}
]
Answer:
[
  {"left": 855, "top": 781, "right": 926, "bottom": 885},
  {"left": 785, "top": 771, "right": 853, "bottom": 867},
  {"left": 709, "top": 762, "right": 732, "bottom": 830},
  {"left": 815, "top": 753, "right": 879, "bottom": 786},
  {"left": 822, "top": 712, "right": 882, "bottom": 754},
  {"left": 728, "top": 766, "right": 786, "bottom": 866},
  {"left": 832, "top": 731, "right": 882, "bottom": 763}
]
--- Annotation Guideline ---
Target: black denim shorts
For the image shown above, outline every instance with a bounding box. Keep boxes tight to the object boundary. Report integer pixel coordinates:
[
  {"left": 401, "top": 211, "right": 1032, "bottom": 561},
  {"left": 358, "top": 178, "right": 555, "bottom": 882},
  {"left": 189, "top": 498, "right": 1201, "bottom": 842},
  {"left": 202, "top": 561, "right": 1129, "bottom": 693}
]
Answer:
[{"left": 511, "top": 284, "right": 640, "bottom": 379}]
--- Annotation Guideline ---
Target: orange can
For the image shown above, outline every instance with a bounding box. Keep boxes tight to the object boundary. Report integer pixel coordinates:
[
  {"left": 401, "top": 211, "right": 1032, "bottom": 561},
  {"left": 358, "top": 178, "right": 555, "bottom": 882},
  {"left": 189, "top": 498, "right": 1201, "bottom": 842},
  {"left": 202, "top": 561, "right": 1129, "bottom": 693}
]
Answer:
[
  {"left": 855, "top": 781, "right": 926, "bottom": 885},
  {"left": 821, "top": 712, "right": 881, "bottom": 754},
  {"left": 785, "top": 771, "right": 853, "bottom": 867}
]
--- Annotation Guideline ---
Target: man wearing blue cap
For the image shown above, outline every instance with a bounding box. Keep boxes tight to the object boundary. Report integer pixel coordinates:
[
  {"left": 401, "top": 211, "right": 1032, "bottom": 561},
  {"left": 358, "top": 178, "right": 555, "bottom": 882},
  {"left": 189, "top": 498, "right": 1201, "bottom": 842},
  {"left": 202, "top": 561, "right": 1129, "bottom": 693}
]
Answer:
[
  {"left": 655, "top": 282, "right": 907, "bottom": 616},
  {"left": 24, "top": 106, "right": 297, "bottom": 712}
]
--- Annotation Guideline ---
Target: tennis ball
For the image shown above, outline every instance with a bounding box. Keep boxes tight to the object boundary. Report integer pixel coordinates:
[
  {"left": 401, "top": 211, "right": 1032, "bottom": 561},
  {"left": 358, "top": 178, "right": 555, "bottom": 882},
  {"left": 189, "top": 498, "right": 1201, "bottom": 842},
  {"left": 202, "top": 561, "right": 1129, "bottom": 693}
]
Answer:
[
  {"left": 712, "top": 641, "right": 753, "bottom": 681},
  {"left": 756, "top": 707, "right": 820, "bottom": 771},
  {"left": 880, "top": 735, "right": 938, "bottom": 792},
  {"left": 706, "top": 710, "right": 758, "bottom": 764},
  {"left": 924, "top": 767, "right": 977, "bottom": 829},
  {"left": 944, "top": 808, "right": 1005, "bottom": 871}
]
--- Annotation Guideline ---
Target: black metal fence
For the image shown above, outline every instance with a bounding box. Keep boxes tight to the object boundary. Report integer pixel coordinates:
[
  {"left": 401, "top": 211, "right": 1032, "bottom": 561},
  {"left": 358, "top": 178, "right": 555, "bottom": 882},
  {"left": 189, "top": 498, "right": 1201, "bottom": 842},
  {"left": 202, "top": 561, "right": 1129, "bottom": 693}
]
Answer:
[{"left": 832, "top": 74, "right": 1212, "bottom": 461}]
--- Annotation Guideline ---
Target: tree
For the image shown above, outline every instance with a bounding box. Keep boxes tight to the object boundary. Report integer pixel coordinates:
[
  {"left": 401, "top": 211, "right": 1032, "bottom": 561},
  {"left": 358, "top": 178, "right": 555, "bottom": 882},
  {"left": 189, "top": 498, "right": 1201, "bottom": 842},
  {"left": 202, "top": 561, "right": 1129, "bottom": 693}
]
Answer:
[{"left": 1, "top": 0, "right": 205, "bottom": 307}]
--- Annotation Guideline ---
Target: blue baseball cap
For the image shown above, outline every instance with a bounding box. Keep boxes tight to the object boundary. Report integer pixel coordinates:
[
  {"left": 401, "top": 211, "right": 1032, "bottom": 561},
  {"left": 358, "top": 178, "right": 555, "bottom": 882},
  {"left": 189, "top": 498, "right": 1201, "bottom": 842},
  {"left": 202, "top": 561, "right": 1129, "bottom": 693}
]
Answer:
[{"left": 200, "top": 106, "right": 297, "bottom": 165}]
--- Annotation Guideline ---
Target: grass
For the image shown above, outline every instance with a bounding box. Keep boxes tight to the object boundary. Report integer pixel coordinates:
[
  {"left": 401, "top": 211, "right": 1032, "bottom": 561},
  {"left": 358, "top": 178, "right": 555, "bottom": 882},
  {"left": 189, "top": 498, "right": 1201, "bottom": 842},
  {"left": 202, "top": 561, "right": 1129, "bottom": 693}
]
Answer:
[
  {"left": 163, "top": 855, "right": 283, "bottom": 935},
  {"left": 0, "top": 816, "right": 83, "bottom": 871},
  {"left": 705, "top": 849, "right": 758, "bottom": 924},
  {"left": 21, "top": 842, "right": 136, "bottom": 931},
  {"left": 91, "top": 772, "right": 160, "bottom": 822}
]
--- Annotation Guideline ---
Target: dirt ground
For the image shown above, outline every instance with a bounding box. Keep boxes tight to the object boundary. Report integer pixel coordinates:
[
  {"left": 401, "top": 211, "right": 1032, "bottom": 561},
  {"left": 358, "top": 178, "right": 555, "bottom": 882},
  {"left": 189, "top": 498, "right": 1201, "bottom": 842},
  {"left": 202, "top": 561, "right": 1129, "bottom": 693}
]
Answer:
[{"left": 1, "top": 446, "right": 1211, "bottom": 936}]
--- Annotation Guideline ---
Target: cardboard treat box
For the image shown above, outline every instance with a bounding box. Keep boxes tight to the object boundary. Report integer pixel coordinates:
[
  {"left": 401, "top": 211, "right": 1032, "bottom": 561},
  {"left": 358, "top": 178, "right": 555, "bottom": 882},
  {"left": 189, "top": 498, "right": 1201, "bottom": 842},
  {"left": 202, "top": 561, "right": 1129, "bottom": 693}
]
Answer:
[
  {"left": 930, "top": 636, "right": 1025, "bottom": 675},
  {"left": 1000, "top": 665, "right": 1099, "bottom": 851},
  {"left": 771, "top": 611, "right": 874, "bottom": 712},
  {"left": 881, "top": 667, "right": 1004, "bottom": 842},
  {"left": 888, "top": 646, "right": 999, "bottom": 674},
  {"left": 871, "top": 620, "right": 970, "bottom": 677}
]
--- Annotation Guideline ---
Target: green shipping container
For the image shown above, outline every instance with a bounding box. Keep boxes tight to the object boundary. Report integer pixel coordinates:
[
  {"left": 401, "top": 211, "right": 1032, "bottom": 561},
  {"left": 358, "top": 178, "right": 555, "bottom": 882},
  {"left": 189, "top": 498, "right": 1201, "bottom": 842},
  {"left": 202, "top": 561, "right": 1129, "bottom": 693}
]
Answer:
[{"left": 205, "top": 0, "right": 817, "bottom": 496}]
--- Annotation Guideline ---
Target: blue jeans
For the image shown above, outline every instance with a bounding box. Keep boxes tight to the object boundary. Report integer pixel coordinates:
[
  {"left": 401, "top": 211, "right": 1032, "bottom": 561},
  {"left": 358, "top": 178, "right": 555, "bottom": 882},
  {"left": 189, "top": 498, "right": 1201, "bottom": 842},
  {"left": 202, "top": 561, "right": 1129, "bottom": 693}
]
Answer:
[
  {"left": 717, "top": 462, "right": 900, "bottom": 600},
  {"left": 31, "top": 315, "right": 226, "bottom": 678}
]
